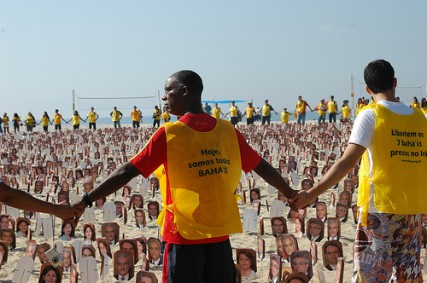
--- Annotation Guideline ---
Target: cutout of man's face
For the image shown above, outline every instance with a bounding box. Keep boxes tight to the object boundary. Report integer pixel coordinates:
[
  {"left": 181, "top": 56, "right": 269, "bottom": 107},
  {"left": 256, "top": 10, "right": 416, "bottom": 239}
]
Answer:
[
  {"left": 325, "top": 244, "right": 340, "bottom": 265},
  {"left": 291, "top": 256, "right": 308, "bottom": 274},
  {"left": 104, "top": 225, "right": 116, "bottom": 244},
  {"left": 316, "top": 203, "right": 326, "bottom": 220},
  {"left": 282, "top": 236, "right": 296, "bottom": 256},
  {"left": 328, "top": 220, "right": 339, "bottom": 239},
  {"left": 308, "top": 222, "right": 321, "bottom": 238},
  {"left": 117, "top": 255, "right": 131, "bottom": 276},
  {"left": 272, "top": 219, "right": 285, "bottom": 235}
]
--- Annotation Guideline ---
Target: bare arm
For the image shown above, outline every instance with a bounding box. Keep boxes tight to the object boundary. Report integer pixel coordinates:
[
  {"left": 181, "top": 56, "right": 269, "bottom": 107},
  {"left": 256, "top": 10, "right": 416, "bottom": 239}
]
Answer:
[
  {"left": 0, "top": 181, "right": 77, "bottom": 220},
  {"left": 291, "top": 143, "right": 366, "bottom": 208},
  {"left": 253, "top": 159, "right": 296, "bottom": 198}
]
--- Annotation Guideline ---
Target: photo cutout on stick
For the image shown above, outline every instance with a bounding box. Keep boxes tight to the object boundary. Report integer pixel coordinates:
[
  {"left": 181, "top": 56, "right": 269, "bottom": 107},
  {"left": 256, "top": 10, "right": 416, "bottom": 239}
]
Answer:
[
  {"left": 135, "top": 271, "right": 158, "bottom": 283},
  {"left": 83, "top": 223, "right": 96, "bottom": 246},
  {"left": 236, "top": 248, "right": 257, "bottom": 281},
  {"left": 147, "top": 237, "right": 162, "bottom": 266},
  {"left": 271, "top": 216, "right": 287, "bottom": 238},
  {"left": 336, "top": 203, "right": 349, "bottom": 223},
  {"left": 39, "top": 263, "right": 63, "bottom": 283},
  {"left": 269, "top": 254, "right": 282, "bottom": 283},
  {"left": 306, "top": 218, "right": 324, "bottom": 242},
  {"left": 281, "top": 234, "right": 299, "bottom": 262},
  {"left": 114, "top": 250, "right": 134, "bottom": 281},
  {"left": 322, "top": 240, "right": 343, "bottom": 271},
  {"left": 25, "top": 239, "right": 37, "bottom": 259},
  {"left": 290, "top": 250, "right": 313, "bottom": 280},
  {"left": 0, "top": 228, "right": 16, "bottom": 249},
  {"left": 315, "top": 202, "right": 327, "bottom": 223},
  {"left": 327, "top": 217, "right": 341, "bottom": 241},
  {"left": 0, "top": 240, "right": 9, "bottom": 267},
  {"left": 101, "top": 222, "right": 120, "bottom": 245},
  {"left": 120, "top": 239, "right": 139, "bottom": 264}
]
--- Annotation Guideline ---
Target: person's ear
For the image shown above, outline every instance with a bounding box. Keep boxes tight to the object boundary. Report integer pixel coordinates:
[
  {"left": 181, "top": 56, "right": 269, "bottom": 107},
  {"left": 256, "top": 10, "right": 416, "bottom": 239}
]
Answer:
[
  {"left": 365, "top": 86, "right": 373, "bottom": 95},
  {"left": 393, "top": 78, "right": 397, "bottom": 88}
]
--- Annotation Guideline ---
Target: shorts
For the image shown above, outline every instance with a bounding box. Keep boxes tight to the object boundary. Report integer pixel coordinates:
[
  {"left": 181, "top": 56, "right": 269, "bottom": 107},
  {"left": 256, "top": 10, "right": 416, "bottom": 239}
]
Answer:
[
  {"left": 353, "top": 213, "right": 422, "bottom": 283},
  {"left": 163, "top": 239, "right": 235, "bottom": 283}
]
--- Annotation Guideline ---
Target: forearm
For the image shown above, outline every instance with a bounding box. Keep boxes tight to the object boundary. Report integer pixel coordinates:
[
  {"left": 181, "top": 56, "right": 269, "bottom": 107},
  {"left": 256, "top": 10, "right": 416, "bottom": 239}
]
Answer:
[
  {"left": 254, "top": 159, "right": 296, "bottom": 198},
  {"left": 0, "top": 183, "right": 55, "bottom": 214},
  {"left": 86, "top": 162, "right": 140, "bottom": 202}
]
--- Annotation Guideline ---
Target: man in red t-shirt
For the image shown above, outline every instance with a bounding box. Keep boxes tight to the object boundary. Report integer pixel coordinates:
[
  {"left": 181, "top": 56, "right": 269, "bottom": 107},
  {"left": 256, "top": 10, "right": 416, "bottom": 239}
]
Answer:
[{"left": 72, "top": 70, "right": 297, "bottom": 283}]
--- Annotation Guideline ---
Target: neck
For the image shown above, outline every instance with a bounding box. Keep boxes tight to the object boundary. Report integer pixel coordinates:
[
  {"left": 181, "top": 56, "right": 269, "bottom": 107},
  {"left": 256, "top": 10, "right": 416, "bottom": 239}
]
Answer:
[{"left": 372, "top": 89, "right": 398, "bottom": 103}]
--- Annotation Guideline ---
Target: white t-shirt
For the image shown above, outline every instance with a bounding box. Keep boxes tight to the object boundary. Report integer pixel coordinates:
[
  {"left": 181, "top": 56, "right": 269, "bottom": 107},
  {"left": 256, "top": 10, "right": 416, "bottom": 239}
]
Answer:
[{"left": 348, "top": 100, "right": 413, "bottom": 213}]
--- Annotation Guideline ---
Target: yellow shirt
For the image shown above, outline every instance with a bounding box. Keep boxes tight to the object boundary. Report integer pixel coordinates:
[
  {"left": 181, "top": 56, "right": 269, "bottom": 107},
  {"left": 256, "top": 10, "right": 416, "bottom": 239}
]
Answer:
[
  {"left": 245, "top": 107, "right": 255, "bottom": 119},
  {"left": 410, "top": 102, "right": 420, "bottom": 109},
  {"left": 281, "top": 111, "right": 290, "bottom": 123},
  {"left": 327, "top": 101, "right": 337, "bottom": 113},
  {"left": 131, "top": 110, "right": 141, "bottom": 122},
  {"left": 40, "top": 116, "right": 50, "bottom": 127},
  {"left": 153, "top": 109, "right": 161, "bottom": 120},
  {"left": 164, "top": 120, "right": 242, "bottom": 239},
  {"left": 212, "top": 107, "right": 221, "bottom": 119},
  {"left": 358, "top": 104, "right": 427, "bottom": 225},
  {"left": 25, "top": 115, "right": 35, "bottom": 126},
  {"left": 53, "top": 113, "right": 62, "bottom": 125},
  {"left": 71, "top": 115, "right": 80, "bottom": 126},
  {"left": 229, "top": 106, "right": 238, "bottom": 117},
  {"left": 111, "top": 110, "right": 122, "bottom": 122},
  {"left": 2, "top": 116, "right": 9, "bottom": 126},
  {"left": 162, "top": 111, "right": 171, "bottom": 121},
  {"left": 317, "top": 103, "right": 327, "bottom": 116},
  {"left": 262, "top": 105, "right": 271, "bottom": 116},
  {"left": 341, "top": 105, "right": 351, "bottom": 119},
  {"left": 356, "top": 103, "right": 365, "bottom": 116},
  {"left": 87, "top": 111, "right": 98, "bottom": 123}
]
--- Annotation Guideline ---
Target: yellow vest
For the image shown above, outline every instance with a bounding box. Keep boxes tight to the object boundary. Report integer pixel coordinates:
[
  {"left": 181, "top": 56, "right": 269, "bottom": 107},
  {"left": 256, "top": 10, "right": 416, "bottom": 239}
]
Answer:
[
  {"left": 295, "top": 101, "right": 305, "bottom": 114},
  {"left": 328, "top": 101, "right": 337, "bottom": 113},
  {"left": 3, "top": 116, "right": 9, "bottom": 126},
  {"left": 40, "top": 116, "right": 50, "bottom": 127},
  {"left": 164, "top": 120, "right": 242, "bottom": 239},
  {"left": 358, "top": 104, "right": 427, "bottom": 225},
  {"left": 131, "top": 110, "right": 141, "bottom": 122},
  {"left": 25, "top": 115, "right": 35, "bottom": 126},
  {"left": 246, "top": 107, "right": 254, "bottom": 119},
  {"left": 229, "top": 106, "right": 238, "bottom": 117},
  {"left": 53, "top": 113, "right": 62, "bottom": 125},
  {"left": 356, "top": 103, "right": 365, "bottom": 116},
  {"left": 212, "top": 107, "right": 221, "bottom": 119},
  {"left": 317, "top": 103, "right": 327, "bottom": 116},
  {"left": 410, "top": 102, "right": 420, "bottom": 109},
  {"left": 153, "top": 109, "right": 161, "bottom": 120},
  {"left": 341, "top": 106, "right": 350, "bottom": 119},
  {"left": 87, "top": 111, "right": 97, "bottom": 123},
  {"left": 71, "top": 115, "right": 80, "bottom": 126},
  {"left": 162, "top": 111, "right": 170, "bottom": 121},
  {"left": 422, "top": 106, "right": 427, "bottom": 115},
  {"left": 111, "top": 110, "right": 121, "bottom": 122},
  {"left": 281, "top": 111, "right": 290, "bottom": 123},
  {"left": 262, "top": 105, "right": 271, "bottom": 116}
]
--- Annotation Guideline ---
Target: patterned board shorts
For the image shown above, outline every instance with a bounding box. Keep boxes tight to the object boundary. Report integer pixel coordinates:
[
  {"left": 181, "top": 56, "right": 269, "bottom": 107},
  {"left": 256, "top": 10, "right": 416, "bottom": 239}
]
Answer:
[{"left": 353, "top": 213, "right": 423, "bottom": 283}]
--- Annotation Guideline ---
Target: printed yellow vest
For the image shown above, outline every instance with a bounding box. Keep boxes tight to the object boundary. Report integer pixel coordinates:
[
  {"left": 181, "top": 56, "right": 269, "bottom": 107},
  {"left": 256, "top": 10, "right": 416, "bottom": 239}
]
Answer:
[
  {"left": 53, "top": 114, "right": 62, "bottom": 125},
  {"left": 358, "top": 104, "right": 427, "bottom": 225},
  {"left": 111, "top": 110, "right": 121, "bottom": 122},
  {"left": 164, "top": 120, "right": 243, "bottom": 239},
  {"left": 296, "top": 101, "right": 305, "bottom": 114},
  {"left": 71, "top": 115, "right": 80, "bottom": 126},
  {"left": 131, "top": 110, "right": 141, "bottom": 121},
  {"left": 327, "top": 101, "right": 337, "bottom": 113},
  {"left": 41, "top": 116, "right": 50, "bottom": 127},
  {"left": 229, "top": 106, "right": 238, "bottom": 117},
  {"left": 281, "top": 111, "right": 290, "bottom": 123}
]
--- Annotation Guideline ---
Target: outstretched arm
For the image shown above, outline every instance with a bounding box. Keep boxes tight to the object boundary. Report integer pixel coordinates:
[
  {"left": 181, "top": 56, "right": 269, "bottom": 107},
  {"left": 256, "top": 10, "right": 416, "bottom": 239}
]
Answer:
[
  {"left": 253, "top": 159, "right": 296, "bottom": 199},
  {"left": 72, "top": 162, "right": 141, "bottom": 225},
  {"left": 0, "top": 181, "right": 77, "bottom": 221}
]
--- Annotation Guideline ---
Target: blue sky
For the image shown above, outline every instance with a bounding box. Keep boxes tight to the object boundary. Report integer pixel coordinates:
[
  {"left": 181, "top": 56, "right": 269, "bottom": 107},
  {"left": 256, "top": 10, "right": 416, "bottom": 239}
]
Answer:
[{"left": 1, "top": 0, "right": 426, "bottom": 118}]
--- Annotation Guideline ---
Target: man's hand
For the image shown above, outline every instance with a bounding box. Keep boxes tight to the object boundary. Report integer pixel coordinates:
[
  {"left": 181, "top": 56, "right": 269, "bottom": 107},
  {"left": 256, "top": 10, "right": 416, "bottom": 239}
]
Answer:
[
  {"left": 53, "top": 202, "right": 82, "bottom": 223},
  {"left": 289, "top": 190, "right": 315, "bottom": 209}
]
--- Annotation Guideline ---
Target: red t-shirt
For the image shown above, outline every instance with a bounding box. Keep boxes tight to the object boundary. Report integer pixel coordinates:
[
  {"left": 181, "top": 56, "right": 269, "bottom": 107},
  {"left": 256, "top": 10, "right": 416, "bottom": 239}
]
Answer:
[{"left": 130, "top": 113, "right": 262, "bottom": 244}]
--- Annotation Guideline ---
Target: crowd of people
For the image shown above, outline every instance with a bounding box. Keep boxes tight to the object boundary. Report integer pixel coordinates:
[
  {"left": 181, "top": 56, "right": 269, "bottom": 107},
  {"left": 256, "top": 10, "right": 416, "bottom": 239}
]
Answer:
[{"left": 0, "top": 62, "right": 426, "bottom": 282}]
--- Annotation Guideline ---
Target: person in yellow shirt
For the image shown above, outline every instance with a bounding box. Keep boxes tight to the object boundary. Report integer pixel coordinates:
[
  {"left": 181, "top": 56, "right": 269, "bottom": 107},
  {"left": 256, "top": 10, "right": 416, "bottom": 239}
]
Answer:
[
  {"left": 38, "top": 111, "right": 52, "bottom": 132},
  {"left": 327, "top": 95, "right": 338, "bottom": 123},
  {"left": 110, "top": 107, "right": 123, "bottom": 129},
  {"left": 211, "top": 103, "right": 224, "bottom": 119},
  {"left": 242, "top": 102, "right": 255, "bottom": 125},
  {"left": 280, "top": 108, "right": 291, "bottom": 124},
  {"left": 86, "top": 107, "right": 99, "bottom": 130},
  {"left": 410, "top": 96, "right": 420, "bottom": 109},
  {"left": 2, "top": 113, "right": 9, "bottom": 134},
  {"left": 162, "top": 106, "right": 171, "bottom": 123},
  {"left": 261, "top": 99, "right": 278, "bottom": 125},
  {"left": 339, "top": 100, "right": 351, "bottom": 123},
  {"left": 25, "top": 112, "right": 36, "bottom": 132},
  {"left": 421, "top": 97, "right": 427, "bottom": 118},
  {"left": 227, "top": 101, "right": 240, "bottom": 126},
  {"left": 53, "top": 109, "right": 67, "bottom": 131},
  {"left": 12, "top": 113, "right": 21, "bottom": 133},
  {"left": 131, "top": 106, "right": 142, "bottom": 128},
  {"left": 355, "top": 98, "right": 365, "bottom": 116},
  {"left": 315, "top": 99, "right": 328, "bottom": 124},
  {"left": 67, "top": 110, "right": 86, "bottom": 130},
  {"left": 291, "top": 59, "right": 427, "bottom": 283},
  {"left": 152, "top": 105, "right": 161, "bottom": 128}
]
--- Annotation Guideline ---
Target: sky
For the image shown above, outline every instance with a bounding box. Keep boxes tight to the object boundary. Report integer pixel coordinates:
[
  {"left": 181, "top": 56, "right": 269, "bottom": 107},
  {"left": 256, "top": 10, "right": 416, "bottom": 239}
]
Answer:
[{"left": 1, "top": 0, "right": 426, "bottom": 118}]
